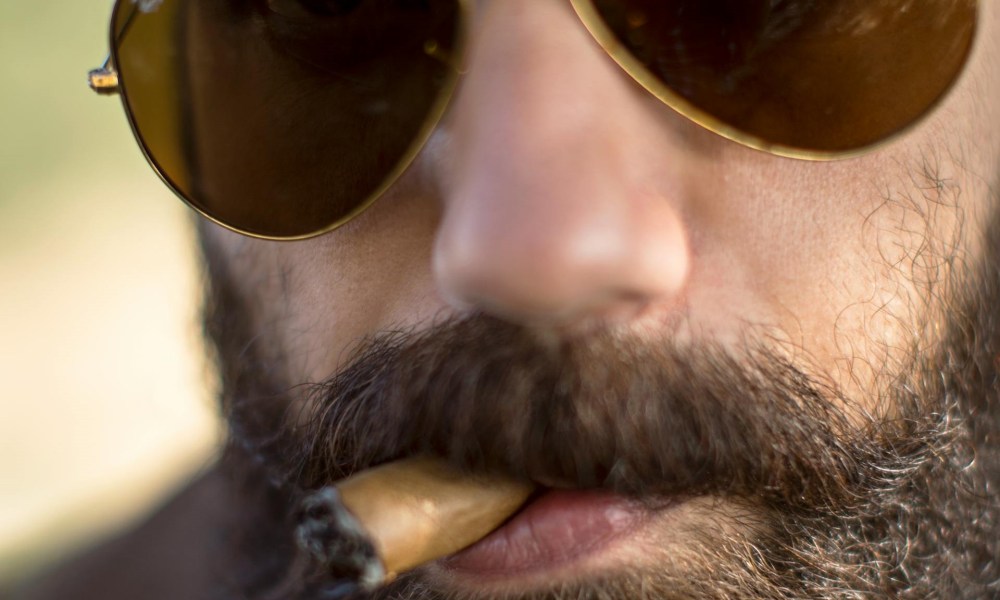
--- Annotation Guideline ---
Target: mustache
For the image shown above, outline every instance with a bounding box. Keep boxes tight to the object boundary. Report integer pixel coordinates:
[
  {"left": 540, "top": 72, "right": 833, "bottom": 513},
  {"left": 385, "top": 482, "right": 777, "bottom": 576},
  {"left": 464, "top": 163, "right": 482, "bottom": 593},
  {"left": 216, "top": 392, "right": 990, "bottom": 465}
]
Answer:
[{"left": 274, "top": 315, "right": 886, "bottom": 509}]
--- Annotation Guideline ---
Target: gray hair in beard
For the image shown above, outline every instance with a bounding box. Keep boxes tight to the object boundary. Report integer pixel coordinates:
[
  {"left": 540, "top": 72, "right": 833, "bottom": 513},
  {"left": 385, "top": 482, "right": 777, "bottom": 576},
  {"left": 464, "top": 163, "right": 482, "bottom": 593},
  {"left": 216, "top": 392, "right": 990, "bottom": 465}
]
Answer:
[{"left": 200, "top": 209, "right": 1000, "bottom": 600}]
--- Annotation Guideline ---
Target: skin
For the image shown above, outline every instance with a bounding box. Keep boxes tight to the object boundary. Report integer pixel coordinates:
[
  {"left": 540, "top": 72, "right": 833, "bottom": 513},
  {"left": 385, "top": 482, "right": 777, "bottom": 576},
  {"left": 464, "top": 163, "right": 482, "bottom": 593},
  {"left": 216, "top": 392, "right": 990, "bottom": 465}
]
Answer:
[
  {"left": 12, "top": 3, "right": 1000, "bottom": 600},
  {"left": 193, "top": 0, "right": 1000, "bottom": 595},
  {"left": 208, "top": 0, "right": 999, "bottom": 417}
]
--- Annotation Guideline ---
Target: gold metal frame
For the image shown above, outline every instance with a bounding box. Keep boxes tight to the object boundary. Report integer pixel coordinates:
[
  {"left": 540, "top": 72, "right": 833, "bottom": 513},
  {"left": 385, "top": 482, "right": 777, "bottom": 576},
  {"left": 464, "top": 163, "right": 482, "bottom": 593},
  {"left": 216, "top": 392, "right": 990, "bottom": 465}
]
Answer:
[
  {"left": 90, "top": 0, "right": 980, "bottom": 239},
  {"left": 90, "top": 0, "right": 471, "bottom": 241},
  {"left": 88, "top": 57, "right": 119, "bottom": 95},
  {"left": 568, "top": 0, "right": 980, "bottom": 162}
]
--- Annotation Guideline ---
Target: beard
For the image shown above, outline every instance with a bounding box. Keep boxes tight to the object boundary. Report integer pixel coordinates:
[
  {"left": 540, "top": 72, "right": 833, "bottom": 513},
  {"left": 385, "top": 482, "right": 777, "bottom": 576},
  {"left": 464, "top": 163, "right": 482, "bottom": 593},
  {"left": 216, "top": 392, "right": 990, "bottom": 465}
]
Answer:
[{"left": 198, "top": 211, "right": 1000, "bottom": 600}]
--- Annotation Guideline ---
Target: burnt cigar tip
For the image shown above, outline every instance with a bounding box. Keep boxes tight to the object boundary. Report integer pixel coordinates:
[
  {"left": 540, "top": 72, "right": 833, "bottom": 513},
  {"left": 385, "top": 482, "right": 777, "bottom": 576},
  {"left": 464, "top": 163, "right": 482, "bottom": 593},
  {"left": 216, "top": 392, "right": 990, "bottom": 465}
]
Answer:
[
  {"left": 295, "top": 457, "right": 536, "bottom": 592},
  {"left": 295, "top": 486, "right": 385, "bottom": 590}
]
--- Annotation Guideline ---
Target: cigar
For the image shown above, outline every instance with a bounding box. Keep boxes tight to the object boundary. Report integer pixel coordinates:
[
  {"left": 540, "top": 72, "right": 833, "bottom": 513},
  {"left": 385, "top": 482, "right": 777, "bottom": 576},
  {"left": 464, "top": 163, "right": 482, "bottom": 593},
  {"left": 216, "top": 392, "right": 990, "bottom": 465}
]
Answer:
[{"left": 295, "top": 457, "right": 535, "bottom": 593}]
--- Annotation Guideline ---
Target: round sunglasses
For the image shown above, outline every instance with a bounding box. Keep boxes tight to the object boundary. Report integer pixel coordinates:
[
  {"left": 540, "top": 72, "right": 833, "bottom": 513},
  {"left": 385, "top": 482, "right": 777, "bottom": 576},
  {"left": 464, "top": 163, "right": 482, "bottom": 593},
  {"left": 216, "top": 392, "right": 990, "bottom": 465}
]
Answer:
[{"left": 89, "top": 0, "right": 979, "bottom": 240}]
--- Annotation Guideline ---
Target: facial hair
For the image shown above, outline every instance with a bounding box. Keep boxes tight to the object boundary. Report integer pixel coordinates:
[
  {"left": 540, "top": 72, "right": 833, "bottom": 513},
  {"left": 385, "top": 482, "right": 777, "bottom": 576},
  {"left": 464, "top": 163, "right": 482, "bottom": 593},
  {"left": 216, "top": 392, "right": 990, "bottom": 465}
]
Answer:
[{"left": 198, "top": 211, "right": 1000, "bottom": 600}]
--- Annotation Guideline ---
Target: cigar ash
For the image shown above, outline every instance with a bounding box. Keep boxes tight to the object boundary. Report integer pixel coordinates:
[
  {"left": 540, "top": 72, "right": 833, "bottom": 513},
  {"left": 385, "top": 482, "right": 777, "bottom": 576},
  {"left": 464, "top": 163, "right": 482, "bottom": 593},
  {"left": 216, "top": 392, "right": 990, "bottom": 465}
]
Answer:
[{"left": 295, "top": 486, "right": 386, "bottom": 591}]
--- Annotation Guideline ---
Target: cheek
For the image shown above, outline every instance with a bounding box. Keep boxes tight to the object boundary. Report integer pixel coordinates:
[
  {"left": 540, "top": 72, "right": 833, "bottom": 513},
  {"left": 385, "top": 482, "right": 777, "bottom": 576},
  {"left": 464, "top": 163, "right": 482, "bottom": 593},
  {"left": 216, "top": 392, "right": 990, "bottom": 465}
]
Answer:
[
  {"left": 683, "top": 142, "right": 964, "bottom": 413},
  {"left": 711, "top": 0, "right": 1000, "bottom": 384},
  {"left": 249, "top": 183, "right": 447, "bottom": 387}
]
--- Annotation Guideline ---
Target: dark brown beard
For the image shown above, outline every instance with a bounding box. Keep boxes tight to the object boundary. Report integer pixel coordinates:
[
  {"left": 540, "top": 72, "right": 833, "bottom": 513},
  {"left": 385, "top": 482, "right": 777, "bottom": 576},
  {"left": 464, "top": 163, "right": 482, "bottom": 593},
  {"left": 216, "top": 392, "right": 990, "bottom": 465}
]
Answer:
[{"left": 198, "top": 208, "right": 1000, "bottom": 599}]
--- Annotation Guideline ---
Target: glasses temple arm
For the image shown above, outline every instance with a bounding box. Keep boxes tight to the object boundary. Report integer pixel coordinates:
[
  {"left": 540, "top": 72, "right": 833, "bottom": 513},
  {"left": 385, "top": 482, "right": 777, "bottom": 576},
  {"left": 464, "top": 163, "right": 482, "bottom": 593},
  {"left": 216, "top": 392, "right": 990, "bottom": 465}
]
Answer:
[
  {"left": 88, "top": 3, "right": 140, "bottom": 95},
  {"left": 89, "top": 55, "right": 119, "bottom": 95}
]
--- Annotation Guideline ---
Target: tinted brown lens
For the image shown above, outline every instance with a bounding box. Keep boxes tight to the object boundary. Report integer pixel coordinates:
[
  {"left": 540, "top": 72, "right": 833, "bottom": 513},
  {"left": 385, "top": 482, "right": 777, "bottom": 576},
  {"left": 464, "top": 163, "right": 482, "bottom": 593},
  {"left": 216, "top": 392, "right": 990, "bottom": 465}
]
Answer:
[
  {"left": 113, "top": 0, "right": 461, "bottom": 238},
  {"left": 589, "top": 0, "right": 978, "bottom": 155}
]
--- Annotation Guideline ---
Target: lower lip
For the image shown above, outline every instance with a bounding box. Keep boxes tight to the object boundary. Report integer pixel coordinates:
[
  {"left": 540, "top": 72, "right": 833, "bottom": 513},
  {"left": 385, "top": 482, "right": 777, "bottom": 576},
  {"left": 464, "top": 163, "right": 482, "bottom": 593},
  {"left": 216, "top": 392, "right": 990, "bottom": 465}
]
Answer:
[{"left": 443, "top": 489, "right": 655, "bottom": 577}]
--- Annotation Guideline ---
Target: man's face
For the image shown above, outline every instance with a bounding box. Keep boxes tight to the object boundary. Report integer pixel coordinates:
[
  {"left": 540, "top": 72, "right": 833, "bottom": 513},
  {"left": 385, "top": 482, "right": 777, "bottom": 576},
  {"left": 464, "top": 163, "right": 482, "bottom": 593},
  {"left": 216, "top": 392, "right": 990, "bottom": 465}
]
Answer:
[{"left": 191, "top": 1, "right": 1000, "bottom": 598}]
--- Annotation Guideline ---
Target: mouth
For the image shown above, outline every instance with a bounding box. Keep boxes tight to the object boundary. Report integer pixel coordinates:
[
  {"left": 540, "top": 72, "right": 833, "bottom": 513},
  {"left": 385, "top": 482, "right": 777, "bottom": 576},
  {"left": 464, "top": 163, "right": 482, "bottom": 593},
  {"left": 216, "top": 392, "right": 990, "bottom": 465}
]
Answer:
[
  {"left": 440, "top": 487, "right": 671, "bottom": 583},
  {"left": 299, "top": 457, "right": 733, "bottom": 595}
]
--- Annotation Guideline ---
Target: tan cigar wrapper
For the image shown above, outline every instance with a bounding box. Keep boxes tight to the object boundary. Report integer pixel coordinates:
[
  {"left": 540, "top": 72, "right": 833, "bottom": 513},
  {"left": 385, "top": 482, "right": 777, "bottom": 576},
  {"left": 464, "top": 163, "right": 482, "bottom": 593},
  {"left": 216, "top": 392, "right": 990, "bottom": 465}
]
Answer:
[{"left": 336, "top": 457, "right": 535, "bottom": 580}]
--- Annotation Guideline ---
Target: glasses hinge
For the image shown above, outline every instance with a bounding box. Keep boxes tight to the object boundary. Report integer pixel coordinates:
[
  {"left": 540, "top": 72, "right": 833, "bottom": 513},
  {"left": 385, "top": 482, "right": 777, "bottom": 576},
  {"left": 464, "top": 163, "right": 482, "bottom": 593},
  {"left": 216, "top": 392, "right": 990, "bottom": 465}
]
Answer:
[{"left": 88, "top": 67, "right": 120, "bottom": 95}]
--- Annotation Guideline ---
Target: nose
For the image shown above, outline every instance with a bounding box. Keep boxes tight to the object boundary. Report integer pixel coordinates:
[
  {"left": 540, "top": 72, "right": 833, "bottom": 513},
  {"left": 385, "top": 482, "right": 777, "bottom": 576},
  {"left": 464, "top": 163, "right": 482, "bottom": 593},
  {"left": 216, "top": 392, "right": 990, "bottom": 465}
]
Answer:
[{"left": 433, "top": 0, "right": 692, "bottom": 327}]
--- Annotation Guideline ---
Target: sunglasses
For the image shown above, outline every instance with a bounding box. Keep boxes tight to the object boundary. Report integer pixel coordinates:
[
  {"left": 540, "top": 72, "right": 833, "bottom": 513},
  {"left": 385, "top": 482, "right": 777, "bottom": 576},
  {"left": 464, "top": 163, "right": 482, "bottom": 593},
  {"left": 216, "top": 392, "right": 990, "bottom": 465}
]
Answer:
[{"left": 89, "top": 0, "right": 979, "bottom": 240}]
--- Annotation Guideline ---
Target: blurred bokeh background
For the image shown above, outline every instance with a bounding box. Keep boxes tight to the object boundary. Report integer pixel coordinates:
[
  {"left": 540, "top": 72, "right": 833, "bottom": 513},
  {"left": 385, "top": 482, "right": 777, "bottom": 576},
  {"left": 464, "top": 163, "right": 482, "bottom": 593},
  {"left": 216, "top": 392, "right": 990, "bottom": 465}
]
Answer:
[{"left": 0, "top": 0, "right": 220, "bottom": 587}]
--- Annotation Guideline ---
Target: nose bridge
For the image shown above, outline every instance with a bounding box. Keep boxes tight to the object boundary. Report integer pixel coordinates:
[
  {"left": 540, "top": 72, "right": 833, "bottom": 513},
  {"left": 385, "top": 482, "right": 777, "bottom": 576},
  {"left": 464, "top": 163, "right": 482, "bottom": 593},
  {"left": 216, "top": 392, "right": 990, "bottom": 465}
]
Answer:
[{"left": 433, "top": 0, "right": 692, "bottom": 325}]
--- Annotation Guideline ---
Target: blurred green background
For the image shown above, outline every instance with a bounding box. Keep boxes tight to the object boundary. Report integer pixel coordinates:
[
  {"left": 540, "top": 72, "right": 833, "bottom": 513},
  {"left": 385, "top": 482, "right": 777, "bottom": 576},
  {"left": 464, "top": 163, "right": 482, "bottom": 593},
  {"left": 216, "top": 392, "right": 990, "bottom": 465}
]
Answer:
[{"left": 0, "top": 0, "right": 220, "bottom": 586}]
